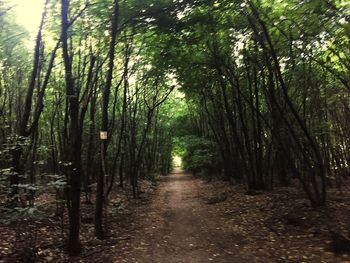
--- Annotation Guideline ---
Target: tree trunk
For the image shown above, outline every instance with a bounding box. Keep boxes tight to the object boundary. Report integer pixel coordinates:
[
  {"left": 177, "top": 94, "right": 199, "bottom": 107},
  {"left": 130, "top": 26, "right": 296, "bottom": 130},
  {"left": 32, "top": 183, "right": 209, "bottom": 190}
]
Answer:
[
  {"left": 95, "top": 0, "right": 119, "bottom": 239},
  {"left": 61, "top": 0, "right": 82, "bottom": 254}
]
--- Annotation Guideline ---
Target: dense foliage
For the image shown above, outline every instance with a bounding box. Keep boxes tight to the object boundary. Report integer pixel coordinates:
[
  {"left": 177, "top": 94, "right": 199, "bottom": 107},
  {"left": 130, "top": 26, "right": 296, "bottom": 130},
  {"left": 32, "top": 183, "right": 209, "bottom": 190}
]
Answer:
[{"left": 0, "top": 0, "right": 349, "bottom": 258}]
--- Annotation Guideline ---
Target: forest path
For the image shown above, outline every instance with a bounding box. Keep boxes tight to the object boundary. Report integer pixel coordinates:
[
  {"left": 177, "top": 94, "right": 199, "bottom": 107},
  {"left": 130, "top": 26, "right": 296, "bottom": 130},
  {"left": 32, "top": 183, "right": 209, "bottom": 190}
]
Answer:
[{"left": 115, "top": 169, "right": 248, "bottom": 263}]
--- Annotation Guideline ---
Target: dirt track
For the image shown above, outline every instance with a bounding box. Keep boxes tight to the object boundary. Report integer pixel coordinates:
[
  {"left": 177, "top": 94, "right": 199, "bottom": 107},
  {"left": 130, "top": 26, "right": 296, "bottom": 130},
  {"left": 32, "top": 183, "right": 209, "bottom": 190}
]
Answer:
[
  {"left": 3, "top": 169, "right": 347, "bottom": 262},
  {"left": 117, "top": 169, "right": 247, "bottom": 263}
]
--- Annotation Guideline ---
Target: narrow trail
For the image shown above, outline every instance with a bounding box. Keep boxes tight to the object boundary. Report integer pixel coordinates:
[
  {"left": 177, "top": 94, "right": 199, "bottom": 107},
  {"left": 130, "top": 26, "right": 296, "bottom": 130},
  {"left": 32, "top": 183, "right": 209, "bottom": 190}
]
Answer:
[{"left": 116, "top": 169, "right": 248, "bottom": 263}]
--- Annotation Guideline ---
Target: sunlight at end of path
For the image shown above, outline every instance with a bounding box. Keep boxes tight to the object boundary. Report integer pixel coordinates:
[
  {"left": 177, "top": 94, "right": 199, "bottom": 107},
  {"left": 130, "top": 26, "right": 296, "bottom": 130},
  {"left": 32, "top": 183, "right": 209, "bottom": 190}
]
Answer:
[{"left": 173, "top": 155, "right": 182, "bottom": 168}]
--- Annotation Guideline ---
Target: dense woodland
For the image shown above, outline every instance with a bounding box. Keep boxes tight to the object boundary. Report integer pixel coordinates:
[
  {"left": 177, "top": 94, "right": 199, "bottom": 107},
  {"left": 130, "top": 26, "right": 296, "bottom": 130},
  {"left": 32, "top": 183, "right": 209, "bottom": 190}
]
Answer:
[{"left": 0, "top": 0, "right": 349, "bottom": 261}]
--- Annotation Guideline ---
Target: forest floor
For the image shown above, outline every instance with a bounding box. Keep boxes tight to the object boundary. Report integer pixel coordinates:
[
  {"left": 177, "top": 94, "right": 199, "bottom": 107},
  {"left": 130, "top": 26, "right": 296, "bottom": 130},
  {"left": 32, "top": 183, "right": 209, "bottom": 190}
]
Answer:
[
  {"left": 1, "top": 169, "right": 350, "bottom": 262},
  {"left": 106, "top": 169, "right": 350, "bottom": 263}
]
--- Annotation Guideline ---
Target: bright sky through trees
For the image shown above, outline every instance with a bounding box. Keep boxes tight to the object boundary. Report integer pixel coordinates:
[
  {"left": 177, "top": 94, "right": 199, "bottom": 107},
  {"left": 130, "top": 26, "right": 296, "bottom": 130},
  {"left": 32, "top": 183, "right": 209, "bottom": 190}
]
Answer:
[{"left": 10, "top": 0, "right": 45, "bottom": 36}]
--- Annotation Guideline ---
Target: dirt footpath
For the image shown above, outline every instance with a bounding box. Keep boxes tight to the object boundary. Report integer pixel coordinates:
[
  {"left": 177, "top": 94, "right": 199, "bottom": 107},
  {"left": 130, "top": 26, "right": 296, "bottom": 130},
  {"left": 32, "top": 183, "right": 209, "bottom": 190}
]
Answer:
[
  {"left": 2, "top": 169, "right": 349, "bottom": 262},
  {"left": 112, "top": 169, "right": 249, "bottom": 263},
  {"left": 106, "top": 169, "right": 350, "bottom": 263}
]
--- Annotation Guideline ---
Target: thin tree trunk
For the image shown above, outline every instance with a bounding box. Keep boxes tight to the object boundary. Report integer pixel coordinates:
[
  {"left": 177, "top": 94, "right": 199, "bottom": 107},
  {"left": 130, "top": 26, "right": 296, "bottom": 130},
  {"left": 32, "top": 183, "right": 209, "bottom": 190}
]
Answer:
[{"left": 95, "top": 0, "right": 119, "bottom": 239}]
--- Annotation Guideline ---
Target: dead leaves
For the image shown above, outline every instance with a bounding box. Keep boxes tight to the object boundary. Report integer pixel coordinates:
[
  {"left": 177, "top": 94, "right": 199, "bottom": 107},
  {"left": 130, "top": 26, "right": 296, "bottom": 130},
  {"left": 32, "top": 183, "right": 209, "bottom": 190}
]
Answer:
[
  {"left": 1, "top": 175, "right": 350, "bottom": 262},
  {"left": 201, "top": 179, "right": 350, "bottom": 262}
]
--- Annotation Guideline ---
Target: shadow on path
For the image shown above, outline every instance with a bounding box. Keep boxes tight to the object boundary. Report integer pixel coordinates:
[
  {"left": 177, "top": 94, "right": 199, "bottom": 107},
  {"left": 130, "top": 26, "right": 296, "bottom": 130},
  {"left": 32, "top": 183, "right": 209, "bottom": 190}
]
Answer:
[{"left": 114, "top": 169, "right": 248, "bottom": 263}]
